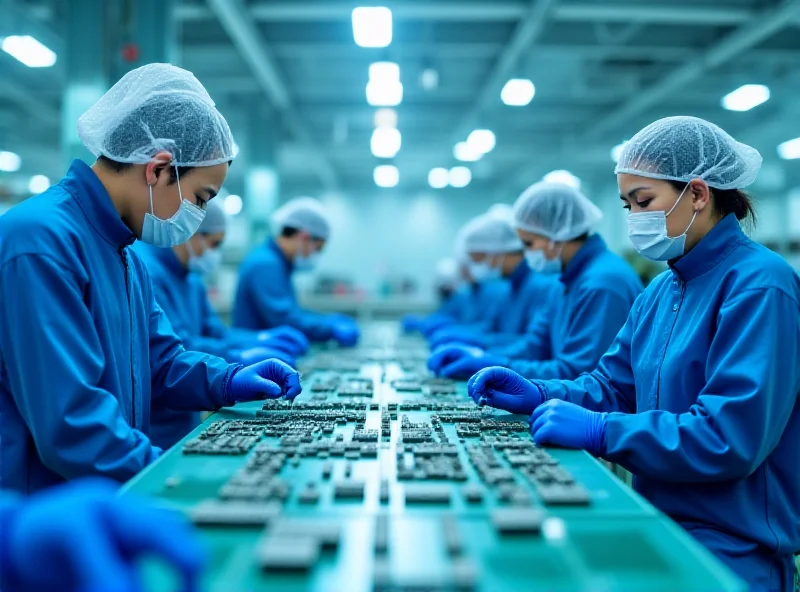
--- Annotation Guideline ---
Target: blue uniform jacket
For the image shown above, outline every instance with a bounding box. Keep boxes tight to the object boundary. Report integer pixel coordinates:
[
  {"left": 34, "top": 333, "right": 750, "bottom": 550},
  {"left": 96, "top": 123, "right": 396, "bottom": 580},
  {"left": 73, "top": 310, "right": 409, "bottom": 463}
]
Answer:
[
  {"left": 0, "top": 160, "right": 237, "bottom": 494},
  {"left": 440, "top": 280, "right": 506, "bottom": 325},
  {"left": 232, "top": 239, "right": 335, "bottom": 341},
  {"left": 132, "top": 243, "right": 259, "bottom": 449},
  {"left": 508, "top": 234, "right": 642, "bottom": 379},
  {"left": 484, "top": 260, "right": 561, "bottom": 347},
  {"left": 535, "top": 215, "right": 800, "bottom": 589}
]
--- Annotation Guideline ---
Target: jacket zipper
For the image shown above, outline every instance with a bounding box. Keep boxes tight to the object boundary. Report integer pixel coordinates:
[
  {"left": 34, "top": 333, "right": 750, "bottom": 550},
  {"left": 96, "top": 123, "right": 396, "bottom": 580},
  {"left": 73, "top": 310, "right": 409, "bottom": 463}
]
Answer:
[{"left": 118, "top": 246, "right": 136, "bottom": 428}]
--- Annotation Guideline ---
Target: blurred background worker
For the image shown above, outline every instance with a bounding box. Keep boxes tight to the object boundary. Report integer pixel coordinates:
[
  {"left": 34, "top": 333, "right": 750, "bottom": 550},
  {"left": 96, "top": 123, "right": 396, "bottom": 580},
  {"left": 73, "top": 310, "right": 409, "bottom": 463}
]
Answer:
[
  {"left": 233, "top": 197, "right": 360, "bottom": 346},
  {"left": 469, "top": 116, "right": 799, "bottom": 591},
  {"left": 133, "top": 200, "right": 309, "bottom": 450},
  {"left": 0, "top": 478, "right": 206, "bottom": 592},
  {"left": 0, "top": 63, "right": 301, "bottom": 495},
  {"left": 430, "top": 183, "right": 641, "bottom": 380},
  {"left": 425, "top": 209, "right": 562, "bottom": 363}
]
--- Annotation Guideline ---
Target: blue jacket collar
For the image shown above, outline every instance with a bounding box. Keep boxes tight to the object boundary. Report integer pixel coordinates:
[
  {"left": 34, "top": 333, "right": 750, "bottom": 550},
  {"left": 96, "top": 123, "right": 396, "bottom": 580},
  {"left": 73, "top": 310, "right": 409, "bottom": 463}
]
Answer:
[
  {"left": 62, "top": 159, "right": 135, "bottom": 248},
  {"left": 671, "top": 214, "right": 746, "bottom": 283},
  {"left": 267, "top": 238, "right": 293, "bottom": 275},
  {"left": 150, "top": 243, "right": 189, "bottom": 278},
  {"left": 561, "top": 234, "right": 606, "bottom": 288},
  {"left": 507, "top": 258, "right": 531, "bottom": 290}
]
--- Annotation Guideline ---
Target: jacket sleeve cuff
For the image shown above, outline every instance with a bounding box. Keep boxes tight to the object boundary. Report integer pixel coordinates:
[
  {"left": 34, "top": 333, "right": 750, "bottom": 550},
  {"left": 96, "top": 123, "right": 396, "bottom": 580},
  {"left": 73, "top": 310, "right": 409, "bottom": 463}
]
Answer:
[{"left": 221, "top": 364, "right": 245, "bottom": 407}]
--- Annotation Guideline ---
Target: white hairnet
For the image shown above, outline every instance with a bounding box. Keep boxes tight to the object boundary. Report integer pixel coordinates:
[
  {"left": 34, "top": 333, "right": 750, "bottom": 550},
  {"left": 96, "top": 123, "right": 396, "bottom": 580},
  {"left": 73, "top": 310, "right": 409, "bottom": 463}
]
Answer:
[
  {"left": 615, "top": 116, "right": 762, "bottom": 189},
  {"left": 513, "top": 182, "right": 602, "bottom": 242},
  {"left": 462, "top": 213, "right": 523, "bottom": 254},
  {"left": 198, "top": 199, "right": 227, "bottom": 234},
  {"left": 435, "top": 257, "right": 460, "bottom": 288},
  {"left": 78, "top": 63, "right": 237, "bottom": 167},
  {"left": 271, "top": 197, "right": 331, "bottom": 240},
  {"left": 486, "top": 203, "right": 514, "bottom": 221}
]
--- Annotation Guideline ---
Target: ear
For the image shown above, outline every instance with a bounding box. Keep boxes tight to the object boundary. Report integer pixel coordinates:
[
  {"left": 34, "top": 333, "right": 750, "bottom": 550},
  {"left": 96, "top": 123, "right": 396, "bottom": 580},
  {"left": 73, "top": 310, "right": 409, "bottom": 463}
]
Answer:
[
  {"left": 145, "top": 151, "right": 174, "bottom": 186},
  {"left": 690, "top": 179, "right": 711, "bottom": 212}
]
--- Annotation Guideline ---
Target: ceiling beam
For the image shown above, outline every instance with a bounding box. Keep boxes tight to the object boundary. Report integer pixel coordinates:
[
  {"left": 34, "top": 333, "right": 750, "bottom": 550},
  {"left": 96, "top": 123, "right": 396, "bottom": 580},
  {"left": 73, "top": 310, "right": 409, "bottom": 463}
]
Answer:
[
  {"left": 177, "top": 2, "right": 756, "bottom": 26},
  {"left": 504, "top": 0, "right": 800, "bottom": 192},
  {"left": 450, "top": 0, "right": 560, "bottom": 145},
  {"left": 206, "top": 0, "right": 338, "bottom": 190}
]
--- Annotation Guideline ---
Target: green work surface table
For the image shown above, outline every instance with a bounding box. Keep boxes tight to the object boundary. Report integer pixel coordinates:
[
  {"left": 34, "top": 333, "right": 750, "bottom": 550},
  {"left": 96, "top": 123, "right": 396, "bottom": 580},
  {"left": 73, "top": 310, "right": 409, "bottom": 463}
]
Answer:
[{"left": 123, "top": 327, "right": 745, "bottom": 592}]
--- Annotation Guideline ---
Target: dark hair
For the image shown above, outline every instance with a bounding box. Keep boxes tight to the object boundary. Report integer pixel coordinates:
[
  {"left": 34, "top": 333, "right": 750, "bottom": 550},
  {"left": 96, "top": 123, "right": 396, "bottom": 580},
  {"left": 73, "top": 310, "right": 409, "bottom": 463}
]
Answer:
[
  {"left": 98, "top": 155, "right": 231, "bottom": 185},
  {"left": 281, "top": 227, "right": 300, "bottom": 238},
  {"left": 572, "top": 232, "right": 589, "bottom": 243},
  {"left": 666, "top": 180, "right": 756, "bottom": 226}
]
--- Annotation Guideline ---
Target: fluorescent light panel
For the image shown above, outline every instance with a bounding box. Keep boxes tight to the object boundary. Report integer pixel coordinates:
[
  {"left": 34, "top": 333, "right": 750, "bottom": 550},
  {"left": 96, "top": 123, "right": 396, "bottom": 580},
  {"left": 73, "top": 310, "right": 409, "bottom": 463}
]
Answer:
[
  {"left": 454, "top": 141, "right": 481, "bottom": 162},
  {"left": 366, "top": 80, "right": 403, "bottom": 106},
  {"left": 467, "top": 129, "right": 496, "bottom": 154},
  {"left": 352, "top": 7, "right": 392, "bottom": 48},
  {"left": 501, "top": 79, "right": 535, "bottom": 106},
  {"left": 0, "top": 151, "right": 22, "bottom": 172},
  {"left": 374, "top": 164, "right": 399, "bottom": 187},
  {"left": 449, "top": 166, "right": 471, "bottom": 188},
  {"left": 428, "top": 167, "right": 449, "bottom": 189},
  {"left": 1, "top": 35, "right": 56, "bottom": 67},
  {"left": 371, "top": 127, "right": 401, "bottom": 158},
  {"left": 721, "top": 84, "right": 770, "bottom": 112},
  {"left": 778, "top": 137, "right": 800, "bottom": 160}
]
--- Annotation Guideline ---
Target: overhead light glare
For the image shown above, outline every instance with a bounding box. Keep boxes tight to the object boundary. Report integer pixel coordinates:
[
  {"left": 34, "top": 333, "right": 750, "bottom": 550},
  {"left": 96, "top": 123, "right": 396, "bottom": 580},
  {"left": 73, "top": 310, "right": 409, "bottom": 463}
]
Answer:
[
  {"left": 224, "top": 194, "right": 243, "bottom": 215},
  {"left": 501, "top": 79, "right": 535, "bottom": 106},
  {"left": 28, "top": 174, "right": 50, "bottom": 194},
  {"left": 374, "top": 164, "right": 399, "bottom": 188},
  {"left": 369, "top": 61, "right": 399, "bottom": 83},
  {"left": 1, "top": 35, "right": 57, "bottom": 67},
  {"left": 467, "top": 129, "right": 496, "bottom": 154},
  {"left": 352, "top": 7, "right": 392, "bottom": 48},
  {"left": 366, "top": 80, "right": 403, "bottom": 106},
  {"left": 428, "top": 167, "right": 449, "bottom": 189},
  {"left": 371, "top": 127, "right": 401, "bottom": 158},
  {"left": 0, "top": 151, "right": 22, "bottom": 172},
  {"left": 420, "top": 68, "right": 439, "bottom": 90},
  {"left": 449, "top": 166, "right": 471, "bottom": 188},
  {"left": 721, "top": 84, "right": 770, "bottom": 112},
  {"left": 374, "top": 108, "right": 397, "bottom": 128},
  {"left": 778, "top": 137, "right": 800, "bottom": 160},
  {"left": 454, "top": 141, "right": 481, "bottom": 162}
]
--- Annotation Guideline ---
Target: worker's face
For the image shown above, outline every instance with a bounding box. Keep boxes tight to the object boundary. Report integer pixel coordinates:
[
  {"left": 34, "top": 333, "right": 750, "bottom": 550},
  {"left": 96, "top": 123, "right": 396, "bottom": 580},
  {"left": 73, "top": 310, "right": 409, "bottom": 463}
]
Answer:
[
  {"left": 138, "top": 152, "right": 229, "bottom": 238},
  {"left": 516, "top": 229, "right": 561, "bottom": 261},
  {"left": 618, "top": 174, "right": 711, "bottom": 240},
  {"left": 188, "top": 231, "right": 225, "bottom": 258},
  {"left": 468, "top": 252, "right": 503, "bottom": 268},
  {"left": 299, "top": 232, "right": 326, "bottom": 258}
]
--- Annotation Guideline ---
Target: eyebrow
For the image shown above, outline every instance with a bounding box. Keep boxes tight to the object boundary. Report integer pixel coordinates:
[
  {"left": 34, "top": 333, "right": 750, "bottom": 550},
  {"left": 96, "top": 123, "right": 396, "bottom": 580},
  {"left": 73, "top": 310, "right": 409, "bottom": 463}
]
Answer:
[{"left": 620, "top": 186, "right": 652, "bottom": 200}]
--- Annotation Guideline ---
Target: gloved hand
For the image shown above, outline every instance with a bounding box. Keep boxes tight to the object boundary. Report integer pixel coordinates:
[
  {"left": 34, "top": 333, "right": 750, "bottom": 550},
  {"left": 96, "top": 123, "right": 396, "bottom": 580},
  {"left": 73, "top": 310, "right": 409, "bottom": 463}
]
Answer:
[
  {"left": 529, "top": 399, "right": 607, "bottom": 457},
  {"left": 331, "top": 321, "right": 359, "bottom": 347},
  {"left": 428, "top": 345, "right": 508, "bottom": 379},
  {"left": 467, "top": 367, "right": 543, "bottom": 415},
  {"left": 419, "top": 314, "right": 456, "bottom": 337},
  {"left": 228, "top": 359, "right": 301, "bottom": 403},
  {"left": 257, "top": 326, "right": 310, "bottom": 355},
  {"left": 401, "top": 314, "right": 424, "bottom": 333},
  {"left": 231, "top": 347, "right": 297, "bottom": 368},
  {"left": 1, "top": 478, "right": 205, "bottom": 592},
  {"left": 429, "top": 327, "right": 485, "bottom": 350}
]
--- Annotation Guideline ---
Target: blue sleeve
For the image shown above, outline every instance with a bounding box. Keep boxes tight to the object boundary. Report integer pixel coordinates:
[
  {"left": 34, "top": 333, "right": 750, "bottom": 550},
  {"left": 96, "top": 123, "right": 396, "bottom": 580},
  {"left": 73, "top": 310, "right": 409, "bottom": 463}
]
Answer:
[
  {"left": 533, "top": 301, "right": 639, "bottom": 413},
  {"left": 508, "top": 286, "right": 631, "bottom": 380},
  {"left": 0, "top": 492, "right": 20, "bottom": 586},
  {"left": 0, "top": 255, "right": 159, "bottom": 482},
  {"left": 147, "top": 282, "right": 239, "bottom": 411},
  {"left": 198, "top": 283, "right": 228, "bottom": 340},
  {"left": 603, "top": 288, "right": 800, "bottom": 482},
  {"left": 245, "top": 269, "right": 335, "bottom": 342},
  {"left": 437, "top": 292, "right": 464, "bottom": 320},
  {"left": 488, "top": 300, "right": 555, "bottom": 360},
  {"left": 150, "top": 274, "right": 232, "bottom": 360}
]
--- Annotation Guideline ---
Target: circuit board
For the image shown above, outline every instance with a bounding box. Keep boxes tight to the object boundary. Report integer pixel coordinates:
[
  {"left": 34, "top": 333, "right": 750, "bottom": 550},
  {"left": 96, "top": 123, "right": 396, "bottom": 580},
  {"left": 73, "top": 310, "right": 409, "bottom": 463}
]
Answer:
[{"left": 124, "top": 324, "right": 745, "bottom": 592}]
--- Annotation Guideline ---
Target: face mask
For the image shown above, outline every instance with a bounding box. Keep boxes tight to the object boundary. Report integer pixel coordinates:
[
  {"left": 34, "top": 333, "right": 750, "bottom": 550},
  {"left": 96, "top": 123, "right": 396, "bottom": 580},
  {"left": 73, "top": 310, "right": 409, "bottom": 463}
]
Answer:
[
  {"left": 189, "top": 248, "right": 222, "bottom": 277},
  {"left": 627, "top": 181, "right": 697, "bottom": 261},
  {"left": 468, "top": 261, "right": 502, "bottom": 282},
  {"left": 525, "top": 249, "right": 562, "bottom": 275},
  {"left": 294, "top": 251, "right": 321, "bottom": 271},
  {"left": 141, "top": 166, "right": 206, "bottom": 248}
]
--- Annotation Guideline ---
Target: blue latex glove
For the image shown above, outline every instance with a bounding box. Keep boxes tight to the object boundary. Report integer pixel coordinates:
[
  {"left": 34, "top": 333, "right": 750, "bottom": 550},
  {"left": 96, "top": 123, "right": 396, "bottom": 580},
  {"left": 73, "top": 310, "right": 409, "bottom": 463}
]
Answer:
[
  {"left": 467, "top": 367, "right": 544, "bottom": 415},
  {"left": 0, "top": 478, "right": 205, "bottom": 592},
  {"left": 231, "top": 347, "right": 297, "bottom": 368},
  {"left": 529, "top": 399, "right": 608, "bottom": 457},
  {"left": 428, "top": 345, "right": 509, "bottom": 379},
  {"left": 419, "top": 314, "right": 456, "bottom": 337},
  {"left": 257, "top": 326, "right": 310, "bottom": 355},
  {"left": 401, "top": 314, "right": 424, "bottom": 333},
  {"left": 429, "top": 327, "right": 485, "bottom": 350},
  {"left": 332, "top": 321, "right": 360, "bottom": 347},
  {"left": 228, "top": 359, "right": 301, "bottom": 403}
]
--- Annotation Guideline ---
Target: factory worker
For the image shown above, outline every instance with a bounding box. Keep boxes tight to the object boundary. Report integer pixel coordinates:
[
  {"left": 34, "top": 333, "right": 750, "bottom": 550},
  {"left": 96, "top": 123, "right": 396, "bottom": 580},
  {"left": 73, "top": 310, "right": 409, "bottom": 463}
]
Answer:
[
  {"left": 0, "top": 64, "right": 301, "bottom": 495},
  {"left": 431, "top": 183, "right": 641, "bottom": 379},
  {"left": 232, "top": 197, "right": 360, "bottom": 346},
  {"left": 426, "top": 210, "right": 562, "bottom": 376},
  {"left": 133, "top": 199, "right": 309, "bottom": 449},
  {"left": 469, "top": 116, "right": 800, "bottom": 591},
  {"left": 0, "top": 478, "right": 205, "bottom": 591}
]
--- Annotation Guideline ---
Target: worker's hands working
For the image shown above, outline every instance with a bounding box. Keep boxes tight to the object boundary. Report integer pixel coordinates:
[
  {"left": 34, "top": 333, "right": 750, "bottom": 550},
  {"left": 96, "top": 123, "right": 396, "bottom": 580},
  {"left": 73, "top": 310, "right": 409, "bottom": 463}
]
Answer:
[
  {"left": 467, "top": 367, "right": 543, "bottom": 415},
  {"left": 331, "top": 320, "right": 360, "bottom": 347},
  {"left": 231, "top": 346, "right": 297, "bottom": 368},
  {"left": 428, "top": 345, "right": 509, "bottom": 379},
  {"left": 1, "top": 478, "right": 206, "bottom": 592},
  {"left": 428, "top": 327, "right": 486, "bottom": 350},
  {"left": 529, "top": 400, "right": 607, "bottom": 457},
  {"left": 256, "top": 326, "right": 310, "bottom": 355},
  {"left": 228, "top": 359, "right": 301, "bottom": 403}
]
